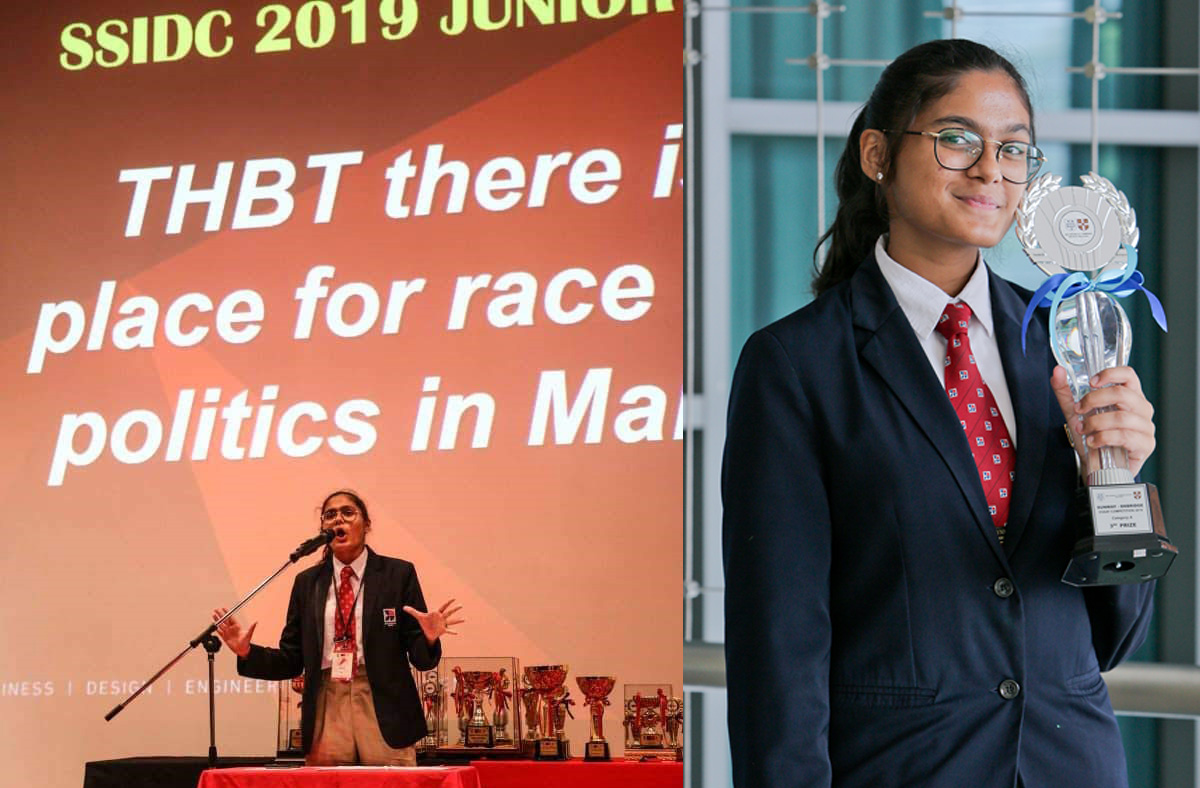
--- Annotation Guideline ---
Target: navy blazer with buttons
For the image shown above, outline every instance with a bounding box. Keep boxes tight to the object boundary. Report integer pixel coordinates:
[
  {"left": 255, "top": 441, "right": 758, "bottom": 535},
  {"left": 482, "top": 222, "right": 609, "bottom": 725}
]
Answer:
[
  {"left": 722, "top": 255, "right": 1154, "bottom": 788},
  {"left": 237, "top": 546, "right": 441, "bottom": 752}
]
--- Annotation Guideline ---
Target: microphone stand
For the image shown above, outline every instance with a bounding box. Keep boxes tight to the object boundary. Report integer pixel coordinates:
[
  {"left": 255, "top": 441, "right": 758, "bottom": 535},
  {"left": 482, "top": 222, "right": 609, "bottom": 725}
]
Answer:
[{"left": 104, "top": 532, "right": 333, "bottom": 767}]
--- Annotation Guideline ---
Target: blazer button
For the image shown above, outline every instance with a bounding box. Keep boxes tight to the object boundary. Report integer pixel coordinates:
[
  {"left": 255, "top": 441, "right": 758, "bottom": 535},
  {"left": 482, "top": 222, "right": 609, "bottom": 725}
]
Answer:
[
  {"left": 999, "top": 679, "right": 1021, "bottom": 700},
  {"left": 993, "top": 578, "right": 1015, "bottom": 598}
]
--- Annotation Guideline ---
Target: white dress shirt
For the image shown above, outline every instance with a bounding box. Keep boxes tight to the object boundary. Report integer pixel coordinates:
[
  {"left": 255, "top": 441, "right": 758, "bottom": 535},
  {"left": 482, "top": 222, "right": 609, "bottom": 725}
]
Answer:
[
  {"left": 874, "top": 237, "right": 1018, "bottom": 446},
  {"left": 321, "top": 547, "right": 368, "bottom": 669}
]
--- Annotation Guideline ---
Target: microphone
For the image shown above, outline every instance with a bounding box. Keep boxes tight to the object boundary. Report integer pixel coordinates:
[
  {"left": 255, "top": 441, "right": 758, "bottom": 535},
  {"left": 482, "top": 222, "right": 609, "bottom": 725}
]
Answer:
[{"left": 289, "top": 528, "right": 343, "bottom": 562}]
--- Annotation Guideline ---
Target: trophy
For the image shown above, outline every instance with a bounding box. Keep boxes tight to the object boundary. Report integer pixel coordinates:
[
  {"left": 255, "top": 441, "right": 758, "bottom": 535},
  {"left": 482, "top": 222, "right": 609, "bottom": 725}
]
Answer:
[
  {"left": 1017, "top": 172, "right": 1175, "bottom": 586},
  {"left": 415, "top": 669, "right": 445, "bottom": 752},
  {"left": 664, "top": 695, "right": 684, "bottom": 750},
  {"left": 275, "top": 674, "right": 305, "bottom": 763},
  {"left": 459, "top": 670, "right": 496, "bottom": 746},
  {"left": 431, "top": 658, "right": 523, "bottom": 755},
  {"left": 623, "top": 683, "right": 680, "bottom": 761},
  {"left": 576, "top": 676, "right": 616, "bottom": 760},
  {"left": 551, "top": 686, "right": 575, "bottom": 751},
  {"left": 519, "top": 678, "right": 541, "bottom": 757},
  {"left": 524, "top": 664, "right": 570, "bottom": 760},
  {"left": 451, "top": 667, "right": 471, "bottom": 745},
  {"left": 492, "top": 668, "right": 514, "bottom": 744}
]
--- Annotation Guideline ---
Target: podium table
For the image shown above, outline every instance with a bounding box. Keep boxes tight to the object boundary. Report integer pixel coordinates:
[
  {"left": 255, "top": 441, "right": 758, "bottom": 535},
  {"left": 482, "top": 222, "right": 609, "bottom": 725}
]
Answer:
[
  {"left": 469, "top": 759, "right": 683, "bottom": 788},
  {"left": 197, "top": 766, "right": 481, "bottom": 788},
  {"left": 84, "top": 757, "right": 273, "bottom": 788}
]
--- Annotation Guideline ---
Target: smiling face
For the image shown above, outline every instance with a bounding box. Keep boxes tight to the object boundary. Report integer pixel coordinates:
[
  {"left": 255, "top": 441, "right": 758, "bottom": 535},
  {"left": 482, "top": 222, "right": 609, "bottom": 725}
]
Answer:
[
  {"left": 863, "top": 69, "right": 1033, "bottom": 291},
  {"left": 322, "top": 493, "right": 369, "bottom": 564}
]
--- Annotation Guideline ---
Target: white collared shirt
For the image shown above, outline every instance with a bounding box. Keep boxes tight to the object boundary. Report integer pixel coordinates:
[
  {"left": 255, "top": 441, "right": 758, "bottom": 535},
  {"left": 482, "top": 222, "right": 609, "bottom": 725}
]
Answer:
[
  {"left": 321, "top": 548, "right": 368, "bottom": 669},
  {"left": 874, "top": 237, "right": 1018, "bottom": 446}
]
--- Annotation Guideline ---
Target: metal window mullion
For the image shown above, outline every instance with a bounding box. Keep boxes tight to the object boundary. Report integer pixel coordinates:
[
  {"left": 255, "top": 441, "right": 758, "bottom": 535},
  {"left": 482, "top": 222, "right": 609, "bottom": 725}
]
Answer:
[{"left": 698, "top": 5, "right": 734, "bottom": 787}]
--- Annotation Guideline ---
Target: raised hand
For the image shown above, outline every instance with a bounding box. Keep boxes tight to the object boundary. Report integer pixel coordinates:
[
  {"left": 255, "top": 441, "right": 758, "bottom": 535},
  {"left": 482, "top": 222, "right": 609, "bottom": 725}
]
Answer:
[
  {"left": 212, "top": 607, "right": 257, "bottom": 658},
  {"left": 402, "top": 598, "right": 465, "bottom": 646}
]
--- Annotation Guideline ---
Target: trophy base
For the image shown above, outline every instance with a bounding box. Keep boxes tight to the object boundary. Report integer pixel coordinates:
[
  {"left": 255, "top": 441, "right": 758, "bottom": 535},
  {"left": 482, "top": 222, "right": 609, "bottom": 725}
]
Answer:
[
  {"left": 534, "top": 738, "right": 570, "bottom": 760},
  {"left": 624, "top": 747, "right": 681, "bottom": 762},
  {"left": 466, "top": 723, "right": 495, "bottom": 747},
  {"left": 584, "top": 740, "right": 611, "bottom": 761},
  {"left": 1063, "top": 484, "right": 1177, "bottom": 587},
  {"left": 426, "top": 746, "right": 529, "bottom": 764}
]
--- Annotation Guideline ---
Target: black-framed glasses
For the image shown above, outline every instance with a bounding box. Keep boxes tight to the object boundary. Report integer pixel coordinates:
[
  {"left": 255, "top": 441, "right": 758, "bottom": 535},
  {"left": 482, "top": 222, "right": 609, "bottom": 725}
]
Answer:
[
  {"left": 886, "top": 127, "right": 1046, "bottom": 184},
  {"left": 321, "top": 506, "right": 360, "bottom": 522}
]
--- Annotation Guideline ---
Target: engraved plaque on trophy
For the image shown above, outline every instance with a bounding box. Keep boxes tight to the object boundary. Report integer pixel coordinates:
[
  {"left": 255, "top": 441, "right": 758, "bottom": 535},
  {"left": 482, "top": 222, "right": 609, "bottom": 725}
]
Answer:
[{"left": 1017, "top": 172, "right": 1176, "bottom": 586}]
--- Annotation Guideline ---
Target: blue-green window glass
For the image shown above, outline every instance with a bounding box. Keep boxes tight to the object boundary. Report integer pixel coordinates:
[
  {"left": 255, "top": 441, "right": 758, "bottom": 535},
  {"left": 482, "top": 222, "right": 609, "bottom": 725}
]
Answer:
[
  {"left": 729, "top": 135, "right": 840, "bottom": 365},
  {"left": 730, "top": 0, "right": 1166, "bottom": 110},
  {"left": 730, "top": 0, "right": 936, "bottom": 101}
]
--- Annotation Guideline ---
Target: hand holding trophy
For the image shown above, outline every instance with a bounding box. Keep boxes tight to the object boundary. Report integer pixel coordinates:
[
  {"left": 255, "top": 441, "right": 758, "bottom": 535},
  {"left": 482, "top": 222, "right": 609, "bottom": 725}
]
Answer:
[{"left": 1017, "top": 172, "right": 1176, "bottom": 586}]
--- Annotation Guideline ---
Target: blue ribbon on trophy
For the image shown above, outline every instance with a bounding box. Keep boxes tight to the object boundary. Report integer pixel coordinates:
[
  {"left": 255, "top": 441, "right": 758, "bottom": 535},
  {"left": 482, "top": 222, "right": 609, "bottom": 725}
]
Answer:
[{"left": 1021, "top": 242, "right": 1168, "bottom": 354}]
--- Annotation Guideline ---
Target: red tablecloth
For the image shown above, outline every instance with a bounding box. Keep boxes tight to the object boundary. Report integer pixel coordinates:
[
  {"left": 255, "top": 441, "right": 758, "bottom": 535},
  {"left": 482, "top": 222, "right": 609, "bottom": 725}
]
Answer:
[
  {"left": 469, "top": 759, "right": 682, "bottom": 788},
  {"left": 197, "top": 766, "right": 480, "bottom": 788}
]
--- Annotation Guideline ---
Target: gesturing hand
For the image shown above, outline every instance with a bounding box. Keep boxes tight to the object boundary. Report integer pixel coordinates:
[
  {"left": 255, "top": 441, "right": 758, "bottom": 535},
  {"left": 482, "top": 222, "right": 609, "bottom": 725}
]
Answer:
[
  {"left": 1051, "top": 365, "right": 1157, "bottom": 479},
  {"left": 212, "top": 607, "right": 256, "bottom": 659},
  {"left": 403, "top": 599, "right": 465, "bottom": 646}
]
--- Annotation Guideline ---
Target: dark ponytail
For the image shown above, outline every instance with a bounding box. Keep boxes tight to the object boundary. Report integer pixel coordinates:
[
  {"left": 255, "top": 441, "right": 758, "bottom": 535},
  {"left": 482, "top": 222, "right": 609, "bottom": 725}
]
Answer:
[{"left": 812, "top": 38, "right": 1034, "bottom": 297}]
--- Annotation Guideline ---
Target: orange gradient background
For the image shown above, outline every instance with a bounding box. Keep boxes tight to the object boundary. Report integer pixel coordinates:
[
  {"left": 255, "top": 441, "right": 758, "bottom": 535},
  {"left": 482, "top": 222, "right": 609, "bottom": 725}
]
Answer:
[{"left": 0, "top": 4, "right": 682, "bottom": 787}]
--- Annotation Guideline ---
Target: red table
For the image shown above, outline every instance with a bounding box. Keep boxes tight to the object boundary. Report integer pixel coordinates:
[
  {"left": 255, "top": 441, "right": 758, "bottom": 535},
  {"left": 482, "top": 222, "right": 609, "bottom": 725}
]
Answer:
[
  {"left": 469, "top": 759, "right": 683, "bottom": 788},
  {"left": 197, "top": 766, "right": 481, "bottom": 788}
]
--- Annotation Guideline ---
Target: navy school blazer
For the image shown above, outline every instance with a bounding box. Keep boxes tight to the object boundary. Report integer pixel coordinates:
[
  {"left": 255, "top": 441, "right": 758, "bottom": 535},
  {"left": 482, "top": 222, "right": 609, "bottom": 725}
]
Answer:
[
  {"left": 237, "top": 546, "right": 441, "bottom": 752},
  {"left": 722, "top": 256, "right": 1154, "bottom": 788}
]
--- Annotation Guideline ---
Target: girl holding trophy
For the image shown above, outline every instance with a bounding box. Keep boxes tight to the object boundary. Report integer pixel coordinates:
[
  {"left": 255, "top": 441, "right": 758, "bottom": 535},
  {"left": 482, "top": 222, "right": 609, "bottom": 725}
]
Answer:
[{"left": 723, "top": 38, "right": 1157, "bottom": 788}]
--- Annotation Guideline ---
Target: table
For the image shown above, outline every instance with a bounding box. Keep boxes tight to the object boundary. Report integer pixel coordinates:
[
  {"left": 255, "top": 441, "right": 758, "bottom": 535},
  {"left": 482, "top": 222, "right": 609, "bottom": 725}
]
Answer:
[
  {"left": 83, "top": 757, "right": 273, "bottom": 788},
  {"left": 198, "top": 766, "right": 481, "bottom": 788},
  {"left": 469, "top": 759, "right": 683, "bottom": 788}
]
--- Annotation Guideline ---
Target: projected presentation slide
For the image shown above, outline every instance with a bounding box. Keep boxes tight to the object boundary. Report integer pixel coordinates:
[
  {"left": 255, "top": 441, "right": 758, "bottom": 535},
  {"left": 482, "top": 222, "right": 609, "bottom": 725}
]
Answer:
[{"left": 0, "top": 3, "right": 682, "bottom": 786}]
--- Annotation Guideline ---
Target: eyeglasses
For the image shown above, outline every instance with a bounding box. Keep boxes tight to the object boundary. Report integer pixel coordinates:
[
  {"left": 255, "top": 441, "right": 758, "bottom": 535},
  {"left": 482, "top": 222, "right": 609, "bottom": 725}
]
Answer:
[
  {"left": 886, "top": 128, "right": 1046, "bottom": 184},
  {"left": 321, "top": 506, "right": 360, "bottom": 522}
]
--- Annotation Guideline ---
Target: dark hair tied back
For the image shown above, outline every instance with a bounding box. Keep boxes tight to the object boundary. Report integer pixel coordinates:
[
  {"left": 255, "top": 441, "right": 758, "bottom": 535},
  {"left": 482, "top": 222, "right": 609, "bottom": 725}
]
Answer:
[
  {"left": 811, "top": 38, "right": 1033, "bottom": 297},
  {"left": 318, "top": 488, "right": 370, "bottom": 563}
]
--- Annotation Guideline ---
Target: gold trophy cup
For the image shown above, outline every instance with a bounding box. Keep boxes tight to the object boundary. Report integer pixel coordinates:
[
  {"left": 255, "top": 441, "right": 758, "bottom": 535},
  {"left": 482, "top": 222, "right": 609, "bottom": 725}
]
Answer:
[
  {"left": 524, "top": 664, "right": 569, "bottom": 760},
  {"left": 576, "top": 676, "right": 616, "bottom": 761}
]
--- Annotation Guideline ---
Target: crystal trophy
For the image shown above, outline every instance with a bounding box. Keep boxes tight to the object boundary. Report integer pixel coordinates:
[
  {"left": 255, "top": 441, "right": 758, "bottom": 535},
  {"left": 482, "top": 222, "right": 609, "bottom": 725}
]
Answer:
[{"left": 1017, "top": 172, "right": 1175, "bottom": 585}]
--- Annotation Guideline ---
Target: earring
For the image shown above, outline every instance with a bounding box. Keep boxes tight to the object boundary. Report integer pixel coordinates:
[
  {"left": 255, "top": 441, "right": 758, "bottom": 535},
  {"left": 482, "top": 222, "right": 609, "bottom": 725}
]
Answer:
[{"left": 875, "top": 172, "right": 884, "bottom": 181}]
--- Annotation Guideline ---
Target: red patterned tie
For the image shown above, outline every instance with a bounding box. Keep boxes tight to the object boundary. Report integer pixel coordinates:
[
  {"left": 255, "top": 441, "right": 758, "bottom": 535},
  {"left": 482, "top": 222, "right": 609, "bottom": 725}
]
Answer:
[
  {"left": 334, "top": 565, "right": 357, "bottom": 676},
  {"left": 935, "top": 303, "right": 1016, "bottom": 542}
]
